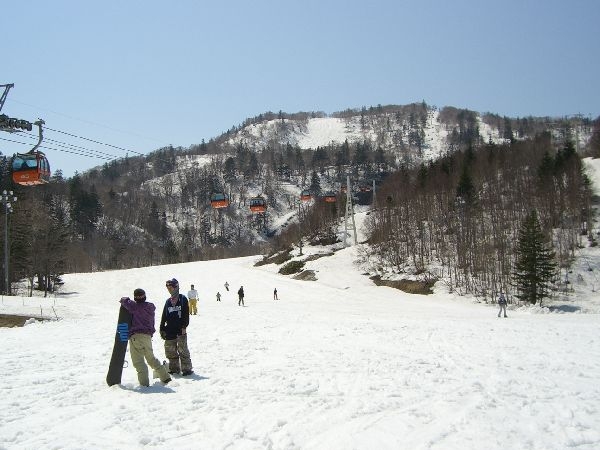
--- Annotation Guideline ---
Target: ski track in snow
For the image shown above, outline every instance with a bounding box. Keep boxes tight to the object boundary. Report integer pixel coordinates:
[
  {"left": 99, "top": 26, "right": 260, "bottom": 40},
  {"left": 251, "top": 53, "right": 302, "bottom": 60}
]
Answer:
[{"left": 1, "top": 251, "right": 600, "bottom": 449}]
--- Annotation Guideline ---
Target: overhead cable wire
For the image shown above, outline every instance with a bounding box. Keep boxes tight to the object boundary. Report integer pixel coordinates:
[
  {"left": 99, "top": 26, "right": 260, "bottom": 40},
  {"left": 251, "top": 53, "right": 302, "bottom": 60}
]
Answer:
[
  {"left": 43, "top": 127, "right": 178, "bottom": 166},
  {"left": 3, "top": 123, "right": 176, "bottom": 166},
  {"left": 17, "top": 130, "right": 122, "bottom": 160},
  {"left": 45, "top": 126, "right": 147, "bottom": 157},
  {"left": 6, "top": 97, "right": 168, "bottom": 145},
  {"left": 42, "top": 136, "right": 120, "bottom": 159},
  {"left": 0, "top": 136, "right": 113, "bottom": 160},
  {"left": 2, "top": 127, "right": 129, "bottom": 160}
]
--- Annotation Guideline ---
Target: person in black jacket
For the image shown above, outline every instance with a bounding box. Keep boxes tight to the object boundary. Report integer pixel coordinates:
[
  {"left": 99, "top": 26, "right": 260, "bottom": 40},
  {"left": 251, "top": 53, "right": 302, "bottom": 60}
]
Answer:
[
  {"left": 238, "top": 286, "right": 245, "bottom": 306},
  {"left": 160, "top": 278, "right": 194, "bottom": 376}
]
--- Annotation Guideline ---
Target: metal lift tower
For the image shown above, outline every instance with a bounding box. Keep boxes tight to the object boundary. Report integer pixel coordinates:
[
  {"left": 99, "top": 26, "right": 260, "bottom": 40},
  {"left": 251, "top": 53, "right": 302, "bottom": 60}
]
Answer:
[{"left": 344, "top": 174, "right": 357, "bottom": 247}]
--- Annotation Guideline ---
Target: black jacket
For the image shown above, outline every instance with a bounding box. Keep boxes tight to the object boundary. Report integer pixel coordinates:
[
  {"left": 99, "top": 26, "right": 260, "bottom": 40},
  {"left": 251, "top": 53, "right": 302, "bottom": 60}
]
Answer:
[{"left": 160, "top": 294, "right": 190, "bottom": 340}]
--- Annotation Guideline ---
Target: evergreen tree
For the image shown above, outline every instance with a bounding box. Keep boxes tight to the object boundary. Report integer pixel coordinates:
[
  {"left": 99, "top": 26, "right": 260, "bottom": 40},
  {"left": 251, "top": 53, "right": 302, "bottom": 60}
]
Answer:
[
  {"left": 69, "top": 176, "right": 102, "bottom": 238},
  {"left": 374, "top": 146, "right": 386, "bottom": 169},
  {"left": 512, "top": 210, "right": 557, "bottom": 306},
  {"left": 311, "top": 147, "right": 329, "bottom": 171},
  {"left": 294, "top": 147, "right": 305, "bottom": 175},
  {"left": 245, "top": 152, "right": 260, "bottom": 179},
  {"left": 224, "top": 157, "right": 236, "bottom": 182},
  {"left": 309, "top": 170, "right": 322, "bottom": 196},
  {"left": 456, "top": 166, "right": 476, "bottom": 204},
  {"left": 417, "top": 163, "right": 428, "bottom": 189},
  {"left": 353, "top": 141, "right": 370, "bottom": 168},
  {"left": 147, "top": 201, "right": 161, "bottom": 237},
  {"left": 503, "top": 116, "right": 514, "bottom": 142},
  {"left": 50, "top": 169, "right": 64, "bottom": 183}
]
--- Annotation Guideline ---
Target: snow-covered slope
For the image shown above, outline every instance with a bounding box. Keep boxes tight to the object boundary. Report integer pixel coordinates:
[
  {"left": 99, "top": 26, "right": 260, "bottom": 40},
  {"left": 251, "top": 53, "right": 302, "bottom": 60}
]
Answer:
[
  {"left": 3, "top": 163, "right": 600, "bottom": 448},
  {"left": 1, "top": 232, "right": 599, "bottom": 449},
  {"left": 223, "top": 108, "right": 594, "bottom": 166},
  {"left": 225, "top": 111, "right": 460, "bottom": 164}
]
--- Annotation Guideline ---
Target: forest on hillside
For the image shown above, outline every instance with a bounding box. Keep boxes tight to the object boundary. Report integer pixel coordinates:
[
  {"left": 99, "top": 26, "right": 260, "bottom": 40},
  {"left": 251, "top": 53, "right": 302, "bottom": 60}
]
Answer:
[
  {"left": 367, "top": 138, "right": 592, "bottom": 302},
  {"left": 0, "top": 106, "right": 599, "bottom": 299}
]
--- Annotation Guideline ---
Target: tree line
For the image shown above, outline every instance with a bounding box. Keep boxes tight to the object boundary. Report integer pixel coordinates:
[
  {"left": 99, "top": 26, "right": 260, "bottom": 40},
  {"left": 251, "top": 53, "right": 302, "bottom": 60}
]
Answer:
[
  {"left": 0, "top": 135, "right": 396, "bottom": 295},
  {"left": 362, "top": 135, "right": 593, "bottom": 304},
  {"left": 1, "top": 109, "right": 597, "bottom": 298}
]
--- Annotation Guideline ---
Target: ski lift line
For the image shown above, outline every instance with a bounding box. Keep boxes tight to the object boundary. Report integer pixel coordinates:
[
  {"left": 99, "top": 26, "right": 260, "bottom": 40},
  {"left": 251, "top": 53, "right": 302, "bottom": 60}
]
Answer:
[
  {"left": 0, "top": 136, "right": 113, "bottom": 160},
  {"left": 1, "top": 134, "right": 116, "bottom": 160},
  {"left": 38, "top": 144, "right": 112, "bottom": 160},
  {"left": 16, "top": 130, "right": 120, "bottom": 160},
  {"left": 44, "top": 126, "right": 179, "bottom": 166},
  {"left": 44, "top": 127, "right": 145, "bottom": 157},
  {"left": 5, "top": 129, "right": 182, "bottom": 168},
  {"left": 40, "top": 137, "right": 119, "bottom": 159},
  {"left": 6, "top": 97, "right": 169, "bottom": 145},
  {"left": 5, "top": 141, "right": 113, "bottom": 161}
]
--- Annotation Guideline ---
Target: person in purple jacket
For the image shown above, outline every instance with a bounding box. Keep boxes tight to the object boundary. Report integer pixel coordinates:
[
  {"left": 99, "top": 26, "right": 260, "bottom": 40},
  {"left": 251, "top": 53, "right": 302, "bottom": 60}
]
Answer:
[{"left": 119, "top": 288, "right": 171, "bottom": 386}]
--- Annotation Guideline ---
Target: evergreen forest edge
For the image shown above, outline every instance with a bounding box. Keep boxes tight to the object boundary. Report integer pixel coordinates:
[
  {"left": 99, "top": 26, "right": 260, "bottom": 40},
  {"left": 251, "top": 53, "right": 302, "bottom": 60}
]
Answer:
[{"left": 1, "top": 103, "right": 599, "bottom": 305}]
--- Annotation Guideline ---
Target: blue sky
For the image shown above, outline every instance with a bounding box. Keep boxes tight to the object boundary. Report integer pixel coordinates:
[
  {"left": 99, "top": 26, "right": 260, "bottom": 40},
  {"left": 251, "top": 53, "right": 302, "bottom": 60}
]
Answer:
[{"left": 3, "top": 0, "right": 599, "bottom": 177}]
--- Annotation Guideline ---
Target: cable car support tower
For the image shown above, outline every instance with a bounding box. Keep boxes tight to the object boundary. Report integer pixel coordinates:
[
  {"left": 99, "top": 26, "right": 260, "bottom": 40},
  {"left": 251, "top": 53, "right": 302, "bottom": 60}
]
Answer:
[{"left": 343, "top": 174, "right": 357, "bottom": 247}]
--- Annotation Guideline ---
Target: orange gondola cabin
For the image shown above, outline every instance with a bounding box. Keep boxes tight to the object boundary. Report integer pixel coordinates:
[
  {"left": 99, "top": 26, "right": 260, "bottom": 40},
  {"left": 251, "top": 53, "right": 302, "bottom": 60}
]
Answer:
[
  {"left": 12, "top": 152, "right": 51, "bottom": 186},
  {"left": 322, "top": 191, "right": 337, "bottom": 203},
  {"left": 249, "top": 196, "right": 267, "bottom": 213},
  {"left": 210, "top": 192, "right": 230, "bottom": 209},
  {"left": 300, "top": 189, "right": 312, "bottom": 202}
]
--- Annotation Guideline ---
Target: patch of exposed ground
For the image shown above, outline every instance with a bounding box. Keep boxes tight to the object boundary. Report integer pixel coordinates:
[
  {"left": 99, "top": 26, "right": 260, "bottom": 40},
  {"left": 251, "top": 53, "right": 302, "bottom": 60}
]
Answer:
[
  {"left": 0, "top": 314, "right": 32, "bottom": 328},
  {"left": 293, "top": 270, "right": 317, "bottom": 281},
  {"left": 370, "top": 275, "right": 436, "bottom": 295}
]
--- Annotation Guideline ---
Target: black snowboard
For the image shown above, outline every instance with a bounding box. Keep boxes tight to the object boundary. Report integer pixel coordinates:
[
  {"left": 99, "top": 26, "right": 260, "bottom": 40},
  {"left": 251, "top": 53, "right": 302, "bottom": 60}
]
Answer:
[{"left": 106, "top": 305, "right": 132, "bottom": 386}]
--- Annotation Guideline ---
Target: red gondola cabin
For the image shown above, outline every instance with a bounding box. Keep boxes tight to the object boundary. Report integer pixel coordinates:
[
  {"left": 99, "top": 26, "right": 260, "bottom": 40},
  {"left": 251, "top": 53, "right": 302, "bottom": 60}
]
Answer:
[
  {"left": 210, "top": 193, "right": 230, "bottom": 209},
  {"left": 249, "top": 196, "right": 267, "bottom": 213},
  {"left": 322, "top": 191, "right": 337, "bottom": 203},
  {"left": 12, "top": 152, "right": 51, "bottom": 186}
]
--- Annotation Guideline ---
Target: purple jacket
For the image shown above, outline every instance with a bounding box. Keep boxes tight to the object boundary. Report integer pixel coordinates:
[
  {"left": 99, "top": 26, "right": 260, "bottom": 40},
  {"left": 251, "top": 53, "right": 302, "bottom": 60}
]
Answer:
[{"left": 119, "top": 298, "right": 156, "bottom": 336}]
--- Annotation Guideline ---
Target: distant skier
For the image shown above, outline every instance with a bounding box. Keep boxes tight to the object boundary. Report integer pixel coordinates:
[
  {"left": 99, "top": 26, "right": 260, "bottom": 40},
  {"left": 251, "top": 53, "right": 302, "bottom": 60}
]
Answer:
[
  {"left": 238, "top": 286, "right": 245, "bottom": 306},
  {"left": 187, "top": 284, "right": 199, "bottom": 315},
  {"left": 216, "top": 291, "right": 221, "bottom": 302},
  {"left": 273, "top": 287, "right": 278, "bottom": 300},
  {"left": 497, "top": 292, "right": 507, "bottom": 318},
  {"left": 224, "top": 281, "right": 229, "bottom": 292}
]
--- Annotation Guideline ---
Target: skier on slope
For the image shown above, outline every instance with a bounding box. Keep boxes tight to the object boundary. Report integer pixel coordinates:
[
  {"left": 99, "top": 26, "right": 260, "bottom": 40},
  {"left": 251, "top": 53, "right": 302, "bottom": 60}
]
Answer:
[
  {"left": 497, "top": 291, "right": 508, "bottom": 318},
  {"left": 238, "top": 285, "right": 245, "bottom": 306},
  {"left": 187, "top": 284, "right": 199, "bottom": 315}
]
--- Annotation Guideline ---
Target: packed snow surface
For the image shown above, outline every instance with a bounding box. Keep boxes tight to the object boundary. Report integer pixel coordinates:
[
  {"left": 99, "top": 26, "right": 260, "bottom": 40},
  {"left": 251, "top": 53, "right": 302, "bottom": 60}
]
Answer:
[{"left": 1, "top": 240, "right": 599, "bottom": 449}]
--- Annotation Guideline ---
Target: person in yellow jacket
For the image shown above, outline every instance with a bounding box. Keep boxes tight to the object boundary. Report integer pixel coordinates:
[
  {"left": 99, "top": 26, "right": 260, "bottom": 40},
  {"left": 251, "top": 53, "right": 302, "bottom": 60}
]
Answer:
[{"left": 187, "top": 284, "right": 199, "bottom": 315}]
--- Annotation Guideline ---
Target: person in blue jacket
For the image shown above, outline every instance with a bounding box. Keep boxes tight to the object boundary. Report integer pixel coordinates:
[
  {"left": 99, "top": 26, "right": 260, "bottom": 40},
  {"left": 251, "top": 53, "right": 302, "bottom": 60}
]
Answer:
[
  {"left": 160, "top": 278, "right": 194, "bottom": 376},
  {"left": 119, "top": 288, "right": 171, "bottom": 386}
]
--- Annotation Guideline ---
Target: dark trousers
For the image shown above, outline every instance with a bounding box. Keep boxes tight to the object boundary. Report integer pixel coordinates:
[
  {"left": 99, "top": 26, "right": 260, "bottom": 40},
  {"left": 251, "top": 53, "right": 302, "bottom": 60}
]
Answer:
[
  {"left": 498, "top": 304, "right": 507, "bottom": 317},
  {"left": 164, "top": 334, "right": 192, "bottom": 373}
]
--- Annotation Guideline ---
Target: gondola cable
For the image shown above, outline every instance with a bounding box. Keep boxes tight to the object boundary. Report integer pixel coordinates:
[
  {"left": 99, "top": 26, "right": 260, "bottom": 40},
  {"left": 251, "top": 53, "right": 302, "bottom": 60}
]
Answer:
[
  {"left": 0, "top": 136, "right": 113, "bottom": 160},
  {"left": 43, "top": 126, "right": 180, "bottom": 166},
  {"left": 45, "top": 126, "right": 147, "bottom": 157},
  {"left": 15, "top": 130, "right": 121, "bottom": 160}
]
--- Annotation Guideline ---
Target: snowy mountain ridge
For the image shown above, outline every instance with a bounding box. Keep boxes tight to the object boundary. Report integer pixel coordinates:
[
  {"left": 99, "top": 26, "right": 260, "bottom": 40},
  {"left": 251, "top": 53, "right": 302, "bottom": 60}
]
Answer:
[
  {"left": 220, "top": 106, "right": 592, "bottom": 166},
  {"left": 225, "top": 110, "right": 498, "bottom": 162}
]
